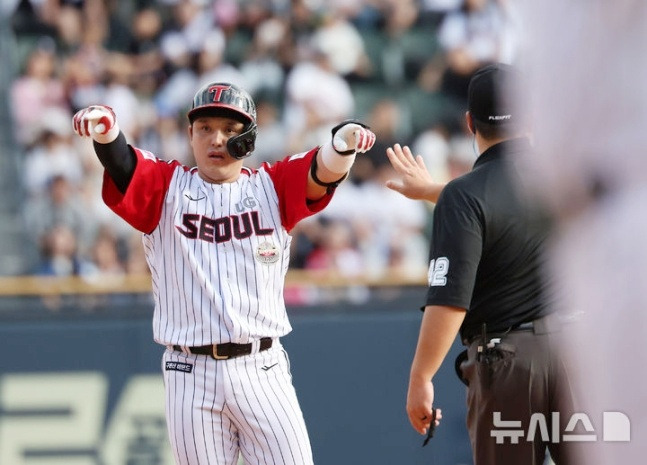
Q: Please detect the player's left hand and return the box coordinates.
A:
[407,377,442,435]
[331,120,376,155]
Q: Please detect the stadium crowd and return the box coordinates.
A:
[7,0,519,285]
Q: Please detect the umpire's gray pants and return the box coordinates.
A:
[459,328,584,465]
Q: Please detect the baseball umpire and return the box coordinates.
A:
[387,64,580,464]
[71,82,375,465]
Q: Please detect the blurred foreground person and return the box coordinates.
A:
[517,1,647,463]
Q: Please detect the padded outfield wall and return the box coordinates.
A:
[0,286,471,465]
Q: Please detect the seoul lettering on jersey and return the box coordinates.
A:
[176,210,274,243]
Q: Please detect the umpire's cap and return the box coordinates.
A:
[188,82,257,159]
[468,63,528,127]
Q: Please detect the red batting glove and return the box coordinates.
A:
[72,105,119,144]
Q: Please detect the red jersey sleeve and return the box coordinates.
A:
[102,146,182,234]
[263,148,334,232]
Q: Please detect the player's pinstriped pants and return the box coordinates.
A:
[162,341,314,465]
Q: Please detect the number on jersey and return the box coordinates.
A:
[428,257,449,286]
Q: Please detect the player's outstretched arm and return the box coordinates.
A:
[307,120,376,200]
[72,105,136,194]
[385,144,446,203]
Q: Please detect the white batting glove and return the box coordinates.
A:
[72,105,120,144]
[331,120,376,155]
[319,120,376,175]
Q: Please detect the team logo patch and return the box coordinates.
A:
[165,361,193,373]
[255,241,280,264]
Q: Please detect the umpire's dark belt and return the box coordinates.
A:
[462,321,534,345]
[172,337,273,360]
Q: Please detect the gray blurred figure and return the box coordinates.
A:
[517,2,646,463]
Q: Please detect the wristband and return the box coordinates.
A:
[320,139,357,174]
[310,154,347,193]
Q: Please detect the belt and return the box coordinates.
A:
[463,312,572,345]
[463,321,534,345]
[172,337,273,360]
[512,321,534,331]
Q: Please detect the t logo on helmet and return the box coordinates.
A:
[209,84,231,102]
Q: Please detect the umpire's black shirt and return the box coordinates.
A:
[424,137,552,342]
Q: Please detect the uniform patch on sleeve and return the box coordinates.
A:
[165,361,193,373]
[428,257,449,286]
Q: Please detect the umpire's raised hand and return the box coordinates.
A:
[385,143,446,203]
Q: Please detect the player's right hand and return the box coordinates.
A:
[331,120,375,155]
[72,105,120,144]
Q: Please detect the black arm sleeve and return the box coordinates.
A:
[93,132,136,194]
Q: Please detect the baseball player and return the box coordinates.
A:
[388,64,580,464]
[71,82,375,465]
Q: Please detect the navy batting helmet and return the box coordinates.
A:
[188,82,257,159]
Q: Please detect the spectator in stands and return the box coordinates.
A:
[239,16,287,99]
[127,7,165,97]
[36,224,85,276]
[165,0,215,55]
[310,9,372,80]
[384,0,421,38]
[10,0,58,41]
[62,47,106,112]
[250,98,288,167]
[101,0,134,54]
[137,113,193,166]
[305,220,365,278]
[24,174,96,262]
[152,0,219,117]
[196,28,248,90]
[82,226,126,282]
[284,42,355,151]
[10,39,67,145]
[363,98,409,167]
[153,31,196,117]
[22,108,83,197]
[53,2,90,57]
[411,122,452,185]
[103,56,141,140]
[419,0,464,26]
[380,0,421,86]
[124,230,150,275]
[368,162,430,278]
[437,0,509,103]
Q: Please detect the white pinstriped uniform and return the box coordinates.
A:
[103,145,330,465]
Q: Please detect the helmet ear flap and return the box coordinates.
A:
[227,123,257,159]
